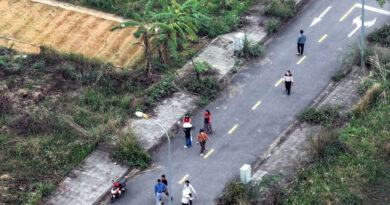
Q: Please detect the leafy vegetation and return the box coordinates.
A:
[267,18,281,33]
[179,76,221,107]
[264,0,295,20]
[298,106,341,125]
[220,174,283,205]
[241,36,263,59]
[0,46,175,204]
[368,24,390,47]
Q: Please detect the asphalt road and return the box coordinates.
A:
[113,0,390,204]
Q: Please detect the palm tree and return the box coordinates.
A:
[150,0,211,63]
[111,0,156,78]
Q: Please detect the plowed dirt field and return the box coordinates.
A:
[0,0,143,67]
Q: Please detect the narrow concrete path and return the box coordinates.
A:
[114,0,390,204]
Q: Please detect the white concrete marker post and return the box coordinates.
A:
[240,164,251,184]
[234,32,245,56]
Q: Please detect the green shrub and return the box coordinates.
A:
[193,61,214,80]
[331,72,347,82]
[309,127,347,161]
[31,60,45,69]
[82,0,115,10]
[81,88,106,111]
[143,74,176,109]
[299,107,341,125]
[267,18,281,33]
[220,174,283,205]
[0,95,13,115]
[241,36,262,58]
[358,78,375,96]
[368,25,390,47]
[180,76,221,106]
[112,132,151,168]
[264,0,296,20]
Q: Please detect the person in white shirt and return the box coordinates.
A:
[183,180,197,205]
[181,188,193,205]
[284,70,294,95]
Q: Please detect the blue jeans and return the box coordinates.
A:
[186,138,192,147]
[156,192,164,205]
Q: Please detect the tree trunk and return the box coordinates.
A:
[144,33,152,79]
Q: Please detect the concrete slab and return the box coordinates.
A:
[46,148,127,205]
[127,92,199,151]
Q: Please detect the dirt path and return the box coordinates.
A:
[0,0,143,68]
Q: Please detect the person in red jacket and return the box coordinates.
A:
[204,110,213,134]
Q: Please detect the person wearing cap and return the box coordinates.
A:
[155,179,166,205]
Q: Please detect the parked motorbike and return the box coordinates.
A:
[111,176,128,202]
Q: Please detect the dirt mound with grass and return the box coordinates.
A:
[0,0,143,67]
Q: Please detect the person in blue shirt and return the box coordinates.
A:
[155,179,167,205]
[297,30,306,55]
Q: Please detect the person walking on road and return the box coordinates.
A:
[297,30,306,55]
[183,114,192,124]
[197,129,210,156]
[183,123,192,148]
[183,114,193,148]
[204,110,213,134]
[155,179,167,205]
[161,175,172,200]
[181,188,193,205]
[183,180,197,205]
[284,70,294,95]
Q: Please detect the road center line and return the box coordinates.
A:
[251,101,262,110]
[203,149,215,159]
[228,124,238,134]
[339,3,358,22]
[274,78,284,87]
[318,34,327,43]
[297,56,306,64]
[178,174,189,184]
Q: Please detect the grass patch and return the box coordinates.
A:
[264,0,295,20]
[0,46,170,204]
[282,102,390,205]
[112,132,151,168]
[368,24,390,47]
[179,76,221,107]
[220,174,283,205]
[267,18,281,33]
[298,106,341,125]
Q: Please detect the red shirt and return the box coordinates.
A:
[204,113,211,124]
[183,118,192,124]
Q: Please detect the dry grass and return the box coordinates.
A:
[0,0,143,67]
[353,83,382,115]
